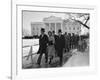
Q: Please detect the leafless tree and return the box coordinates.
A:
[65,13,90,29]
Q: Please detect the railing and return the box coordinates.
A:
[22,44,39,68]
[23,44,39,59]
[22,44,38,48]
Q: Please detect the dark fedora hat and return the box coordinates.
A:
[41,28,45,32]
[58,29,62,33]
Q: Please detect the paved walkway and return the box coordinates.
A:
[22,48,89,69]
[63,48,89,67]
[22,51,72,69]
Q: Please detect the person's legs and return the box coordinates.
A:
[49,56,53,64]
[44,51,48,63]
[37,53,43,65]
[60,53,63,66]
[58,49,63,66]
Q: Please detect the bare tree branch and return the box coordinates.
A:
[65,13,90,29]
[84,16,90,25]
[74,19,90,29]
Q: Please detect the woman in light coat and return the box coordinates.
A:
[47,31,55,64]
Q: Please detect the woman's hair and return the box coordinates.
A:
[48,31,52,36]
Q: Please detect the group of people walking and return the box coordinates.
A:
[37,28,65,67]
[64,32,79,52]
[36,28,86,67]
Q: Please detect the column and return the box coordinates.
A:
[49,22,51,31]
[48,23,50,31]
[54,23,56,34]
[61,22,63,33]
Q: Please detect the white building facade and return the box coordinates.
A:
[31,22,44,36]
[31,16,81,36]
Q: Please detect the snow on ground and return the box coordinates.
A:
[22,39,40,68]
[22,39,39,57]
[23,39,39,47]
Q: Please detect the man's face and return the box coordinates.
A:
[41,30,44,34]
[52,32,55,35]
[58,32,61,36]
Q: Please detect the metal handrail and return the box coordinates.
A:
[22,44,39,60]
[23,52,37,59]
[22,44,39,48]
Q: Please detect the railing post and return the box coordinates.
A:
[26,46,33,65]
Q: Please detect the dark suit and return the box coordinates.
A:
[54,34,58,56]
[37,34,48,65]
[56,35,65,66]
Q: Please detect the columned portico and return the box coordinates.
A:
[44,22,62,34]
[31,16,81,36]
[43,16,63,34]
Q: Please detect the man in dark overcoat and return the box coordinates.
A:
[56,29,65,66]
[37,28,48,66]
